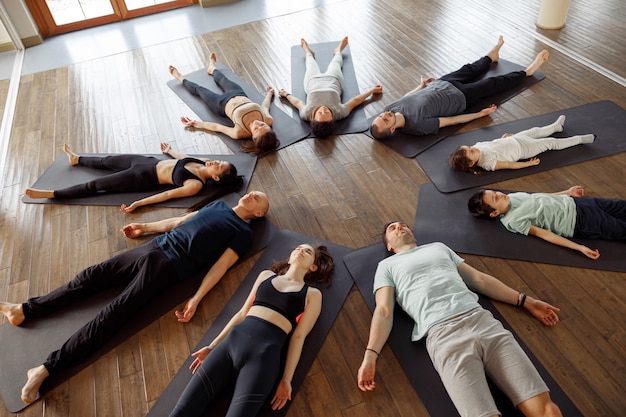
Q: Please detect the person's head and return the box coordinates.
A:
[203,160,235,182]
[370,111,396,140]
[238,191,270,219]
[449,145,480,172]
[468,189,510,219]
[189,162,244,211]
[271,243,335,287]
[241,120,279,155]
[381,221,417,254]
[311,106,335,138]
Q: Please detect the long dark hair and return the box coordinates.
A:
[270,244,334,287]
[187,162,244,211]
[240,130,280,155]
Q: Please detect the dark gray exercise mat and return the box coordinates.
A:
[290,41,370,136]
[343,243,583,417]
[146,229,354,417]
[414,183,626,272]
[0,212,276,413]
[22,152,257,209]
[167,66,309,153]
[365,59,546,157]
[417,101,626,193]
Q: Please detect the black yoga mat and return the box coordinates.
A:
[146,228,354,417]
[413,183,626,272]
[22,152,257,209]
[290,41,370,137]
[167,66,309,153]
[417,101,626,193]
[344,243,583,417]
[0,212,276,413]
[365,59,546,157]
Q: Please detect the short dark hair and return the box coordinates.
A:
[381,221,398,254]
[467,189,497,219]
[370,122,392,140]
[311,120,335,138]
[449,147,473,172]
[241,130,280,155]
[270,244,335,287]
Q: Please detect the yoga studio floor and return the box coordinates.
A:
[0,0,624,416]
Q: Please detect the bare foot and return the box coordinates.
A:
[333,36,349,55]
[301,38,315,57]
[25,188,55,199]
[525,50,549,76]
[487,35,504,62]
[207,53,217,75]
[63,143,79,166]
[169,65,184,82]
[0,301,25,326]
[21,365,49,404]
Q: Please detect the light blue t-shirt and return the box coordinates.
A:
[500,192,576,237]
[373,242,480,341]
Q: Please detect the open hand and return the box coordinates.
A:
[175,298,198,322]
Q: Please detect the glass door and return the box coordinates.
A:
[25,0,193,36]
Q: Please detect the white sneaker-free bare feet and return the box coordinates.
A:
[333,36,349,55]
[207,53,217,75]
[525,50,549,76]
[0,301,25,326]
[168,65,184,82]
[63,143,79,166]
[301,38,315,57]
[487,35,504,62]
[21,365,49,404]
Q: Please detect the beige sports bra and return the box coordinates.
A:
[231,102,266,134]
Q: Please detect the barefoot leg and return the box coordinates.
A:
[25,188,55,199]
[0,301,25,326]
[207,53,217,75]
[63,143,79,166]
[525,50,549,76]
[21,365,49,404]
[301,38,315,57]
[168,65,185,82]
[333,36,349,55]
[487,35,505,62]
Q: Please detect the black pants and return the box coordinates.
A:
[169,316,288,417]
[23,240,178,375]
[574,197,626,239]
[440,56,526,108]
[182,69,247,117]
[54,155,160,198]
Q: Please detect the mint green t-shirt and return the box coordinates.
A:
[373,242,480,341]
[500,192,576,237]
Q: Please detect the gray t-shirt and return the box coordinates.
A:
[500,192,577,237]
[373,242,480,341]
[300,75,350,121]
[384,80,466,136]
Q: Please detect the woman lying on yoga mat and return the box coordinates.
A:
[25,143,242,212]
[449,115,595,173]
[169,53,279,155]
[278,36,383,138]
[168,243,334,417]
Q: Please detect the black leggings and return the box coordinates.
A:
[182,69,248,117]
[169,316,288,417]
[440,56,526,108]
[53,155,161,198]
[22,240,178,375]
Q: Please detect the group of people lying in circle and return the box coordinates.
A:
[8,35,625,417]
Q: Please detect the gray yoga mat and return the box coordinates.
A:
[22,152,257,210]
[289,41,370,137]
[167,66,309,153]
[417,101,626,193]
[413,183,626,272]
[0,209,276,413]
[364,59,546,157]
[146,228,354,417]
[344,243,583,417]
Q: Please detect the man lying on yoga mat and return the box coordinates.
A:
[25,143,243,212]
[169,53,279,155]
[370,36,549,140]
[168,243,334,417]
[357,221,562,417]
[449,115,595,173]
[279,36,383,138]
[468,186,626,260]
[0,191,269,405]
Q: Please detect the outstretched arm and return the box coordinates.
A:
[345,85,383,112]
[278,89,306,112]
[357,286,395,392]
[260,87,275,126]
[120,180,203,213]
[271,288,322,411]
[120,210,199,238]
[160,142,188,160]
[457,262,560,326]
[494,158,541,170]
[554,185,584,197]
[528,225,600,259]
[180,116,245,139]
[439,104,497,128]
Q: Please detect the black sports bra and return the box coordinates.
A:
[171,157,206,186]
[252,275,308,329]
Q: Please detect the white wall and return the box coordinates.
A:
[0,0,39,41]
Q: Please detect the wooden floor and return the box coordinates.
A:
[1,0,625,416]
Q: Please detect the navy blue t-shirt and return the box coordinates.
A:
[157,201,253,279]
